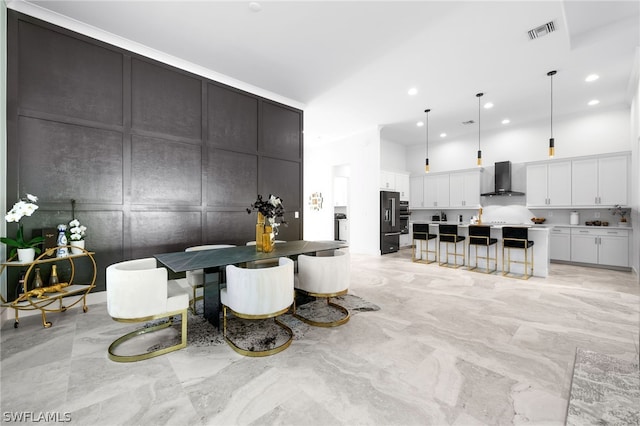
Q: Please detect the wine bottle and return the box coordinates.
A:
[33,267,44,289]
[49,265,59,286]
[16,270,26,299]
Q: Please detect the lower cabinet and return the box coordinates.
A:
[550,227,571,261]
[570,228,629,268]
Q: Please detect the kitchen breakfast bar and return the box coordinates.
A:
[411,222,550,277]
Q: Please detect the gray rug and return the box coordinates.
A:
[566,348,640,425]
[147,294,380,352]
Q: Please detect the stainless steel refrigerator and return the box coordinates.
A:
[380,190,401,254]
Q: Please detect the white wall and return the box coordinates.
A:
[405,104,632,175]
[380,137,407,172]
[304,127,381,255]
[630,49,640,278]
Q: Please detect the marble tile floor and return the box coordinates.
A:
[1,249,638,426]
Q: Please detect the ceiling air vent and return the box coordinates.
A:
[462,120,475,125]
[528,21,555,40]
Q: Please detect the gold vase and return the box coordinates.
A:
[262,225,274,253]
[255,212,265,252]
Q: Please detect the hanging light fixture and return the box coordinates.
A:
[476,93,483,166]
[424,109,430,173]
[547,70,557,158]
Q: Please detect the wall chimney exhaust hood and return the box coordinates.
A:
[481,161,525,197]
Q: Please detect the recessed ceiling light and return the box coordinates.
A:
[585,74,599,82]
[502,119,510,124]
[408,88,418,96]
[440,133,447,138]
[416,121,424,127]
[588,99,600,106]
[484,102,494,109]
[248,2,262,12]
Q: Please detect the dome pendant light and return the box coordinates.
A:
[476,93,483,167]
[547,70,557,158]
[424,109,431,173]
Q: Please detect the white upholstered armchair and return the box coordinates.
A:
[106,258,189,362]
[294,250,351,327]
[221,257,294,356]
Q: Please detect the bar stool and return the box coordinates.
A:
[438,224,465,268]
[467,225,497,273]
[502,226,534,279]
[412,224,437,264]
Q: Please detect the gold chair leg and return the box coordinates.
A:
[293,297,350,327]
[108,309,188,362]
[223,306,293,357]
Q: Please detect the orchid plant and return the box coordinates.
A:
[68,219,87,241]
[1,193,45,257]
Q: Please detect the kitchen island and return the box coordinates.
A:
[411,222,550,277]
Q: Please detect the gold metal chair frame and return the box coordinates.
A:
[222,305,293,357]
[108,308,188,362]
[412,232,437,264]
[468,235,498,274]
[293,288,350,327]
[438,233,465,268]
[502,237,534,280]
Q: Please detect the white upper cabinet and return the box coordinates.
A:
[409,175,424,208]
[423,174,449,208]
[526,160,571,207]
[396,173,410,201]
[380,170,410,200]
[380,170,396,191]
[572,155,628,206]
[449,170,481,208]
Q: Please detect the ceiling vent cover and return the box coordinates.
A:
[528,21,555,40]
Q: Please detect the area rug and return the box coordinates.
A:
[147,294,380,352]
[566,348,640,425]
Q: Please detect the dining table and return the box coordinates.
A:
[154,240,348,328]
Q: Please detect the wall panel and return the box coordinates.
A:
[6,10,303,294]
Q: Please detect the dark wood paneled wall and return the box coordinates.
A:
[5,11,303,294]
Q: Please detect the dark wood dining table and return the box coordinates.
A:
[154,240,348,328]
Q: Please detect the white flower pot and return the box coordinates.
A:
[70,240,85,255]
[17,248,35,263]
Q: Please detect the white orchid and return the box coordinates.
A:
[1,193,45,255]
[68,219,87,241]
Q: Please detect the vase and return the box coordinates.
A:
[255,212,265,252]
[262,225,274,253]
[70,240,85,255]
[56,224,68,258]
[17,248,35,263]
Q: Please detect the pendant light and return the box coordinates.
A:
[547,70,557,158]
[424,109,431,173]
[476,93,483,166]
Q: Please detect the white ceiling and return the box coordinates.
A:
[17,0,640,145]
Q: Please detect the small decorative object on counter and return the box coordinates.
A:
[48,265,59,286]
[56,224,68,258]
[570,211,579,225]
[609,204,629,227]
[33,266,44,289]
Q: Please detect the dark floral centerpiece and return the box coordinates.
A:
[247,194,286,252]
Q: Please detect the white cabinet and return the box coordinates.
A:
[449,170,481,208]
[571,155,628,206]
[570,228,629,267]
[381,171,410,201]
[333,177,348,206]
[380,170,396,190]
[396,173,410,201]
[526,161,571,207]
[410,176,424,208]
[423,174,449,208]
[550,227,571,261]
